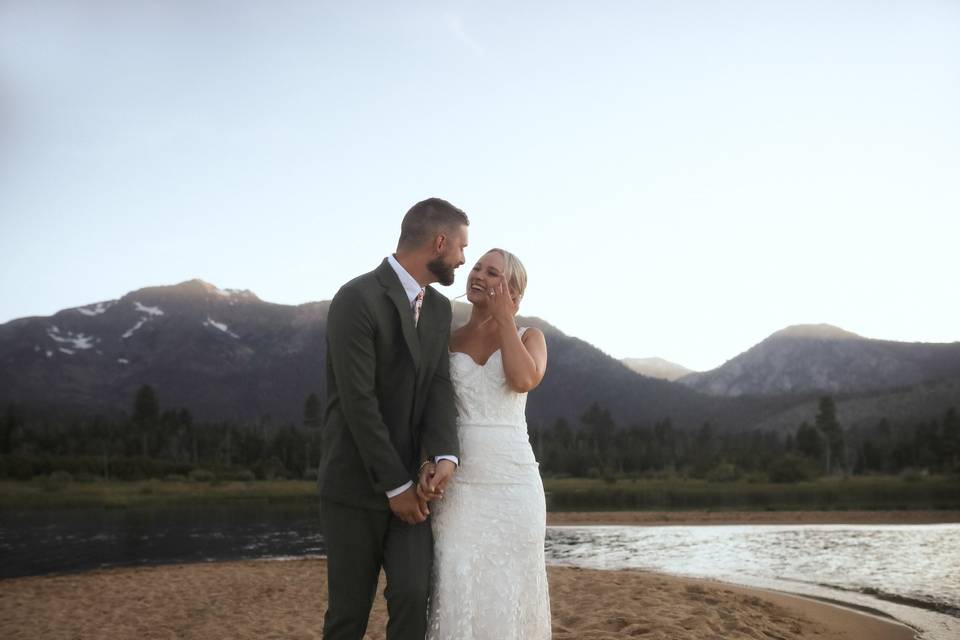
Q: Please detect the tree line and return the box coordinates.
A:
[1,387,958,482]
[0,386,324,481]
[529,397,959,482]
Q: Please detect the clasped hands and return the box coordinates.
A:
[388,459,456,525]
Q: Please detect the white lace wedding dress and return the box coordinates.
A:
[427,327,552,640]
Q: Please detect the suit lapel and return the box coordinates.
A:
[376,260,421,372]
[415,289,441,385]
[415,289,434,343]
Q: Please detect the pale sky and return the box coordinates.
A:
[1,1,958,371]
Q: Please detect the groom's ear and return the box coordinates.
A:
[432,233,446,255]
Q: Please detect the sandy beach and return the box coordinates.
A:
[0,556,916,640]
[2,510,944,639]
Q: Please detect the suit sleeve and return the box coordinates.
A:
[327,286,410,494]
[420,305,460,460]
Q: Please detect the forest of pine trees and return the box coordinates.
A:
[1,387,957,482]
[0,386,324,481]
[530,397,959,481]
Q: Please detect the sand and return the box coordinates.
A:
[0,557,916,640]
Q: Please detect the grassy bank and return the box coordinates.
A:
[1,474,958,511]
[543,475,960,512]
[0,478,318,509]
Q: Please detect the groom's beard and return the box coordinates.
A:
[427,255,456,286]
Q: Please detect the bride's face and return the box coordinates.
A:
[466,251,514,307]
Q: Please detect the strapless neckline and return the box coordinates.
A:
[448,348,502,368]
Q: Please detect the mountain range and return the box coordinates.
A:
[676,323,960,397]
[1,280,958,433]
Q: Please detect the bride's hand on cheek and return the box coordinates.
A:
[489,276,516,325]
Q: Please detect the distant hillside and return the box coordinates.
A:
[3,288,958,433]
[453,303,729,427]
[753,377,960,433]
[678,324,960,397]
[0,280,330,423]
[0,280,763,429]
[621,357,694,382]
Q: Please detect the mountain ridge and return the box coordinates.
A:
[0,280,736,429]
[2,282,958,432]
[678,323,960,397]
[621,357,695,381]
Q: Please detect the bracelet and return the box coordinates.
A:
[418,460,433,474]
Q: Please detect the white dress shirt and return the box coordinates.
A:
[384,255,459,499]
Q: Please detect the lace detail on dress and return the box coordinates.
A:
[449,348,528,427]
[427,327,551,639]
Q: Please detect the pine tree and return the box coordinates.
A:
[796,421,824,462]
[303,393,321,428]
[133,385,159,457]
[815,396,844,474]
[133,385,159,423]
[581,403,617,473]
[302,393,323,477]
[0,404,16,455]
[940,407,959,472]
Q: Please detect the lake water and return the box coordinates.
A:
[2,504,958,639]
[547,524,960,640]
[0,502,326,577]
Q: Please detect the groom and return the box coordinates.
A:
[317,198,468,639]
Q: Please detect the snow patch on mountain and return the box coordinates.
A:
[121,301,166,339]
[203,317,240,339]
[122,318,149,339]
[134,302,164,316]
[47,326,96,350]
[77,301,116,316]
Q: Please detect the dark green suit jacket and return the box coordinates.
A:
[317,259,459,510]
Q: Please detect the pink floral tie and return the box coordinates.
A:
[413,289,424,326]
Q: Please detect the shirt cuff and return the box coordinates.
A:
[435,455,459,466]
[385,480,413,498]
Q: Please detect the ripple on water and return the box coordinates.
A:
[544,524,960,640]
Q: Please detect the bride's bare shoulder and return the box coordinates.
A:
[520,326,545,342]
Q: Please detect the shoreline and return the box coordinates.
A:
[673,576,918,638]
[547,509,960,526]
[4,475,958,512]
[0,557,916,640]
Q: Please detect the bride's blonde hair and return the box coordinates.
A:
[487,248,528,301]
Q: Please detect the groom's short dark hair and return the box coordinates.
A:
[398,198,469,250]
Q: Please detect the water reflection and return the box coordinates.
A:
[0,502,324,578]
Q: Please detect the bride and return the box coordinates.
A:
[420,248,551,639]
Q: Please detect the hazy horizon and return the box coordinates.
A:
[2,1,958,371]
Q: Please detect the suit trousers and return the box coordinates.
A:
[320,498,433,640]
